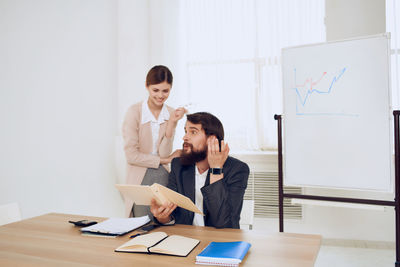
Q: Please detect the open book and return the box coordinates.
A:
[116,183,203,215]
[115,231,200,257]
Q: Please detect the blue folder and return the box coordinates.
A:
[196,241,251,266]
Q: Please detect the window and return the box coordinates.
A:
[179,0,326,151]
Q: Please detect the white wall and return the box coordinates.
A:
[325,0,385,41]
[117,0,150,132]
[0,0,124,218]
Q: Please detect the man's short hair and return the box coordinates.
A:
[186,112,224,142]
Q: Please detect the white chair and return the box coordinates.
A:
[0,202,21,226]
[240,199,255,230]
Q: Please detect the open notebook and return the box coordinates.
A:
[115,231,200,257]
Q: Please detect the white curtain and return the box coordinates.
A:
[179,0,325,151]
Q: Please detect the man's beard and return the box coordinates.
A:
[180,142,207,166]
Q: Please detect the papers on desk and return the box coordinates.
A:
[196,241,251,267]
[81,215,151,236]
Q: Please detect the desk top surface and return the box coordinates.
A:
[0,213,321,267]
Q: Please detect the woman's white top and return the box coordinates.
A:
[141,101,170,155]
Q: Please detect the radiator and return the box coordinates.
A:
[244,170,302,219]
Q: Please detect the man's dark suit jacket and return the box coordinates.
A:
[167,156,250,229]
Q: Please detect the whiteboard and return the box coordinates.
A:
[282,34,392,191]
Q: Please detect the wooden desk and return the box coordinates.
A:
[0,213,321,266]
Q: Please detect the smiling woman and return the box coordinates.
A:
[122,65,187,218]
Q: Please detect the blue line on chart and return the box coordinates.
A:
[292,67,357,117]
[294,67,346,107]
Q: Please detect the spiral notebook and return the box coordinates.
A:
[196,241,251,267]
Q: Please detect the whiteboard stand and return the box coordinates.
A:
[274,113,400,267]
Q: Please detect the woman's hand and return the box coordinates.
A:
[169,149,182,160]
[160,149,182,164]
[165,107,188,139]
[170,107,187,122]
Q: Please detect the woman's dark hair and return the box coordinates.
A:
[145,65,173,86]
[186,112,224,142]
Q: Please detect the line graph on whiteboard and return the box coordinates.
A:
[291,67,358,116]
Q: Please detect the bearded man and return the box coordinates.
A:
[150,112,249,229]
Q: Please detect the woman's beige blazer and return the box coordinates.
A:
[122,101,175,216]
